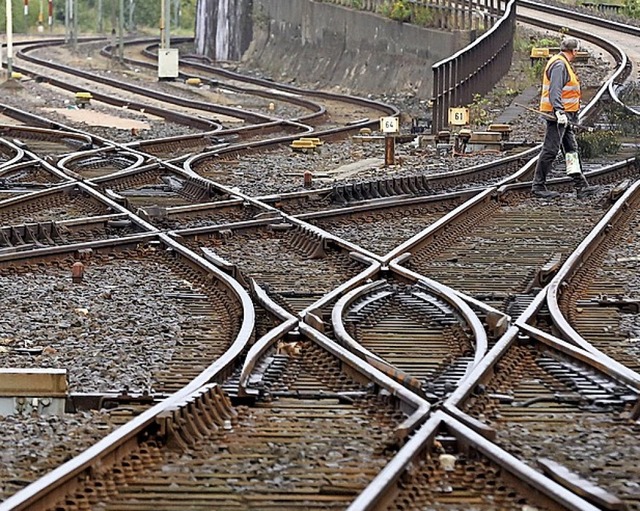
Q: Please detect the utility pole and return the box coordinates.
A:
[158,0,178,79]
[65,0,78,51]
[118,0,124,62]
[64,0,78,48]
[38,0,44,32]
[72,0,78,51]
[64,0,69,42]
[6,0,13,76]
[160,0,170,49]
[97,0,103,33]
[173,0,180,28]
[23,0,29,32]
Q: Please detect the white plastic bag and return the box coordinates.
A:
[565,152,582,175]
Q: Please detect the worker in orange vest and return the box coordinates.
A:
[531,37,598,199]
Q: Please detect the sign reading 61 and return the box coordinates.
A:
[448,107,470,126]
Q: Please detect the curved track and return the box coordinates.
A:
[0,2,639,510]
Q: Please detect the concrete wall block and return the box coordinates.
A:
[199,0,472,97]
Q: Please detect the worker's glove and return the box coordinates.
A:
[555,111,568,126]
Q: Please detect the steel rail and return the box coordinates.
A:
[10,60,222,131]
[0,232,255,511]
[123,42,330,124]
[0,137,26,170]
[16,39,275,125]
[390,263,489,371]
[518,323,640,390]
[141,42,400,121]
[87,160,194,186]
[294,188,480,222]
[100,37,329,120]
[332,279,394,365]
[349,409,602,511]
[332,266,490,373]
[298,321,431,440]
[545,179,640,386]
[124,120,314,157]
[383,187,495,263]
[0,8,636,509]
[0,179,158,232]
[297,252,383,323]
[390,253,511,338]
[236,279,301,396]
[57,146,147,177]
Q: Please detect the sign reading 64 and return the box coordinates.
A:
[379,116,399,133]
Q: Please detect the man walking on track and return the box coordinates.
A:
[531,37,598,199]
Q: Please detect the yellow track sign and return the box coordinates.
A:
[448,107,470,126]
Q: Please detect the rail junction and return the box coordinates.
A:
[0,1,639,510]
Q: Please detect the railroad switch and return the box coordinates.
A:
[74,92,93,108]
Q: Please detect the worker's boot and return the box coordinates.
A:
[572,174,599,199]
[531,185,559,199]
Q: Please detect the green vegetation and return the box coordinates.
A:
[412,5,434,25]
[623,0,640,17]
[0,0,197,35]
[577,130,621,158]
[534,36,562,47]
[468,93,491,127]
[377,0,435,26]
[527,59,546,82]
[379,1,412,22]
[524,34,562,81]
[599,101,640,138]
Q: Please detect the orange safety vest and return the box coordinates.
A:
[539,54,581,112]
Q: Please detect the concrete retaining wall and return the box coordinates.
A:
[241,0,472,98]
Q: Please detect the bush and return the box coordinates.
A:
[577,130,621,158]
[412,5,434,26]
[379,1,412,22]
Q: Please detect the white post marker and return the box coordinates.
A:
[380,116,399,166]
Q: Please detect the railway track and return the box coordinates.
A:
[550,179,640,374]
[0,0,639,509]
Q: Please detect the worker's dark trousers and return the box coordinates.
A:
[532,115,579,190]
